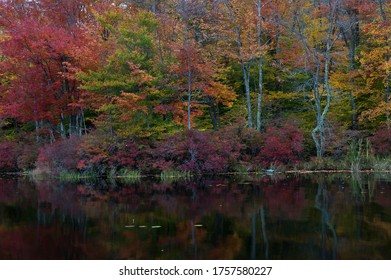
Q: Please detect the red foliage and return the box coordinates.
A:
[369,126,391,156]
[76,134,110,175]
[257,120,304,166]
[154,129,242,173]
[0,142,18,171]
[15,142,40,171]
[0,1,103,129]
[36,137,81,174]
[109,140,142,169]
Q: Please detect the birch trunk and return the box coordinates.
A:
[256,0,263,132]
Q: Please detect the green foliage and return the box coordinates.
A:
[2,0,391,175]
[347,139,364,172]
[160,170,192,183]
[115,169,142,183]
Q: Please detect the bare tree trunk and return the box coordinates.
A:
[311,62,324,157]
[256,0,263,132]
[386,73,390,129]
[185,32,192,130]
[340,1,359,129]
[35,120,40,143]
[60,112,66,139]
[69,115,73,136]
[309,0,339,158]
[81,108,87,135]
[48,125,55,143]
[349,34,358,130]
[242,64,253,128]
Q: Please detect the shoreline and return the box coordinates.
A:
[2,169,391,179]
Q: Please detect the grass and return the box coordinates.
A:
[160,170,191,182]
[58,170,99,182]
[19,153,391,184]
[115,169,142,183]
[347,139,364,172]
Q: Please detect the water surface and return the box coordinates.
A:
[1,173,391,259]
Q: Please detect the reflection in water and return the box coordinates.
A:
[260,207,269,260]
[0,174,391,259]
[250,207,269,260]
[314,179,337,259]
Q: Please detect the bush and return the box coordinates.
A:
[76,134,110,176]
[370,126,391,156]
[36,137,81,175]
[153,129,242,173]
[16,142,39,171]
[257,119,304,167]
[0,142,18,172]
[109,140,143,170]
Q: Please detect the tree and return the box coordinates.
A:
[0,0,103,142]
[359,0,391,128]
[162,0,236,130]
[338,0,362,130]
[281,0,342,157]
[79,6,169,138]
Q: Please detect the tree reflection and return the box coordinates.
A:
[1,174,391,259]
[314,178,337,259]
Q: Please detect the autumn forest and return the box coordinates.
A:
[1,0,391,177]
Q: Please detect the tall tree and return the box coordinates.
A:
[338,0,362,130]
[0,0,102,142]
[283,0,342,157]
[359,0,391,128]
[79,6,163,138]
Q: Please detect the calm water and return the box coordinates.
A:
[1,173,391,260]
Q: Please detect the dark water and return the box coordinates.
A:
[1,173,391,260]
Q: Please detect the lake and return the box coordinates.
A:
[0,173,391,260]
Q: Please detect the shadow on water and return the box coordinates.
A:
[0,173,391,259]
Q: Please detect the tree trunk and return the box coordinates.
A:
[223,0,253,128]
[311,62,324,157]
[81,108,87,135]
[60,112,66,139]
[216,102,221,130]
[35,120,40,143]
[256,0,263,132]
[185,32,192,130]
[208,98,217,130]
[349,40,358,130]
[257,57,263,131]
[386,72,390,129]
[311,0,337,158]
[69,115,73,136]
[242,64,253,128]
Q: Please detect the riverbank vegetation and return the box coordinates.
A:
[1,0,391,178]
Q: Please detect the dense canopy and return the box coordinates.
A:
[1,0,391,175]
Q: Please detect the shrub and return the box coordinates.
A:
[0,142,18,172]
[109,140,141,170]
[370,126,391,156]
[16,142,39,171]
[76,134,110,176]
[257,119,304,167]
[153,129,242,173]
[36,137,81,175]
